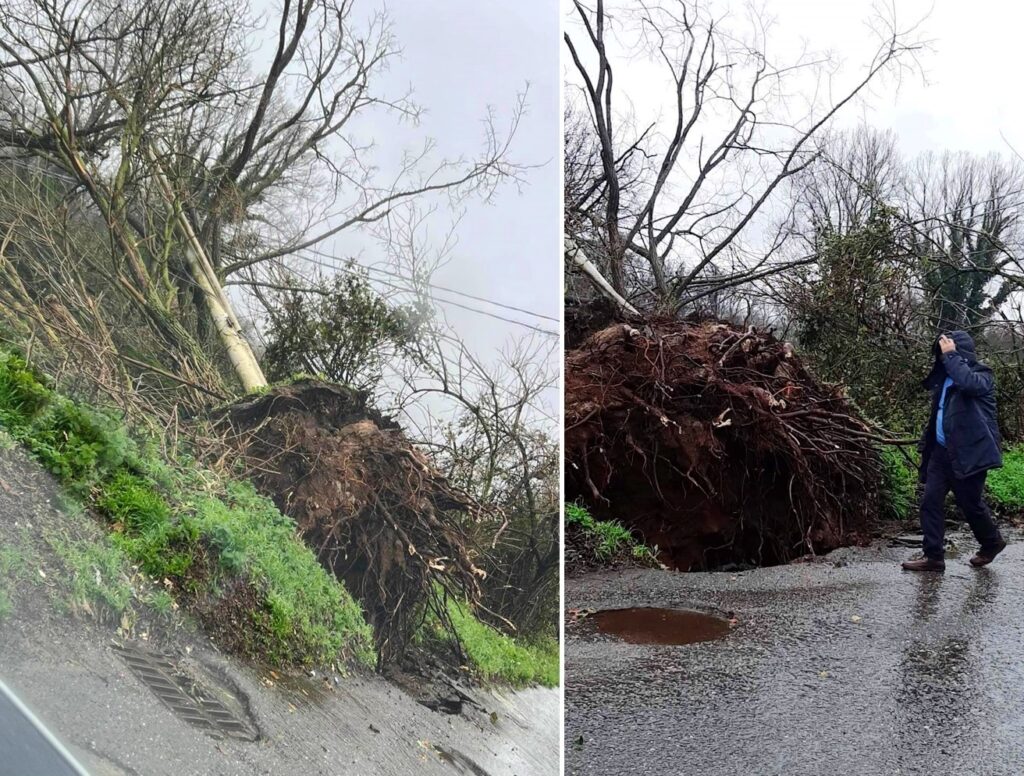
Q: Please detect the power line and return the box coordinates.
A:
[293,251,559,337]
[299,244,559,323]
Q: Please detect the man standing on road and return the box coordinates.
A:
[902,331,1007,572]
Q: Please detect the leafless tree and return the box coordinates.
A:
[785,129,1024,331]
[0,0,523,396]
[564,0,926,312]
[904,151,1024,329]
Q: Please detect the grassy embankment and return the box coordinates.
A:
[880,443,1024,521]
[0,351,557,685]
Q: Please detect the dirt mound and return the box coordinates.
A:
[213,380,485,666]
[565,296,621,350]
[565,320,885,570]
[564,521,660,576]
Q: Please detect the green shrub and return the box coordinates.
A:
[879,446,917,521]
[987,446,1024,509]
[0,351,51,431]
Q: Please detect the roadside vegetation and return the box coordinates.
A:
[565,502,658,573]
[879,443,1024,522]
[879,446,918,523]
[0,349,375,667]
[419,597,559,688]
[0,350,556,686]
[0,0,557,688]
[987,447,1024,512]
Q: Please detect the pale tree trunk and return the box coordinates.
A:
[565,237,640,316]
[146,144,267,392]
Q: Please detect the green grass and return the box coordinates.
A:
[879,445,917,522]
[425,597,558,688]
[987,446,1024,509]
[881,443,1024,515]
[0,350,374,668]
[564,502,656,562]
[185,482,374,666]
[0,544,26,579]
[0,543,25,622]
[48,532,135,616]
[146,588,176,616]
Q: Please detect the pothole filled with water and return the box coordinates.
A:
[593,607,731,645]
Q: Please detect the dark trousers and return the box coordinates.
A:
[920,444,1002,560]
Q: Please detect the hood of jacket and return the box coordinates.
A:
[923,330,986,389]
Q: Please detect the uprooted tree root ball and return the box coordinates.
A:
[565,319,888,570]
[212,380,486,666]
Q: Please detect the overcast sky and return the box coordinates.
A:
[297,0,561,364]
[755,0,1024,156]
[363,0,560,349]
[566,0,1024,163]
[243,0,560,426]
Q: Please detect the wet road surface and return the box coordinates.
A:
[566,534,1024,776]
[0,443,559,776]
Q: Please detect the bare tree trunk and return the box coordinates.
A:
[146,144,267,391]
[565,237,639,315]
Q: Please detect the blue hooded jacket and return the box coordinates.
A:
[918,330,1002,481]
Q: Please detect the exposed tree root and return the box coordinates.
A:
[565,319,885,570]
[212,380,485,666]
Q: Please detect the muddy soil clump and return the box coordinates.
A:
[213,380,485,666]
[565,319,885,570]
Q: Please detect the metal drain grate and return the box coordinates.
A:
[113,643,258,741]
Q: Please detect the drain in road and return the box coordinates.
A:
[113,642,259,741]
[593,607,731,645]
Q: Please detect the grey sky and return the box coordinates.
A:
[759,0,1022,156]
[362,0,560,349]
[563,0,1023,271]
[243,0,560,427]
[314,0,561,360]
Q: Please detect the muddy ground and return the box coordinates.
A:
[0,445,558,776]
[566,531,1024,776]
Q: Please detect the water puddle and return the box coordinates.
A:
[593,607,731,645]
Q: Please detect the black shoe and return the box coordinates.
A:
[970,539,1007,567]
[902,556,946,572]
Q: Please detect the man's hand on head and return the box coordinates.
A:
[939,334,956,355]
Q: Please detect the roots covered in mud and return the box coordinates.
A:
[213,381,485,666]
[565,319,886,570]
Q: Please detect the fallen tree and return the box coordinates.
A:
[212,381,486,666]
[565,319,889,570]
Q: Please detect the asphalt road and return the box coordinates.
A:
[566,532,1024,776]
[0,443,559,776]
